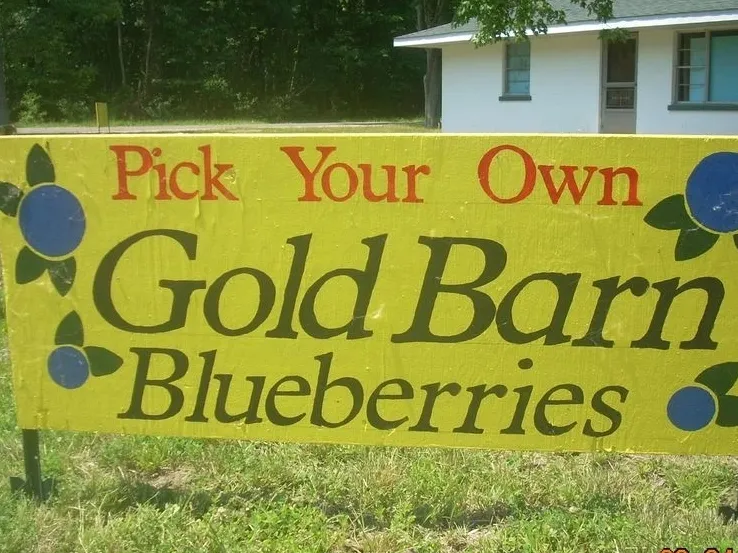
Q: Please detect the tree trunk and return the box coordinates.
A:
[141,23,153,101]
[117,20,127,88]
[417,0,447,129]
[138,1,154,105]
[424,48,441,128]
[0,24,10,129]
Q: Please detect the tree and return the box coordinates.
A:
[0,32,9,131]
[454,0,614,45]
[416,0,452,129]
[0,0,425,123]
[0,0,16,132]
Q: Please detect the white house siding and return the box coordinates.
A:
[441,33,602,133]
[636,28,738,135]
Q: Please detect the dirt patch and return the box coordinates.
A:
[147,467,194,490]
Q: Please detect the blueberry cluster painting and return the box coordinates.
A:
[0,144,84,296]
[50,311,123,390]
[668,362,738,432]
[645,152,738,261]
[0,144,123,390]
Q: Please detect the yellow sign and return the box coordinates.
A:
[1,134,737,455]
[95,102,110,133]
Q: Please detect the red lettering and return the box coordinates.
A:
[153,163,171,200]
[361,164,399,203]
[598,167,642,206]
[478,144,536,204]
[401,164,429,203]
[280,146,337,202]
[110,145,152,200]
[538,165,598,204]
[199,146,237,201]
[321,163,358,202]
[170,162,201,200]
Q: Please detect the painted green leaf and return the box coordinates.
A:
[0,182,23,217]
[695,362,738,396]
[716,396,738,427]
[644,195,693,230]
[26,143,55,186]
[15,247,47,284]
[675,227,719,261]
[55,311,84,347]
[48,257,76,297]
[85,346,124,377]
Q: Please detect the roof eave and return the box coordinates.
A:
[393,9,738,48]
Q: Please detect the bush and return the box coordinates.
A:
[17,91,47,124]
[57,98,92,122]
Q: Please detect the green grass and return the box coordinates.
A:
[2,317,738,552]
[18,117,430,133]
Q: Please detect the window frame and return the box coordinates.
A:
[671,28,738,110]
[500,40,532,101]
[603,36,638,112]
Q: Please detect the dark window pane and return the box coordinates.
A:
[678,67,706,87]
[607,38,636,82]
[678,84,705,102]
[711,30,738,38]
[507,41,530,58]
[679,32,706,50]
[505,41,530,94]
[509,56,530,70]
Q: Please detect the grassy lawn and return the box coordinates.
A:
[16,118,431,133]
[1,323,738,551]
[0,124,737,552]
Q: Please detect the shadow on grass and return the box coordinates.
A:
[95,472,523,532]
[89,470,516,531]
[97,479,216,519]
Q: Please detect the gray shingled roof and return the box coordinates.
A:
[396,0,738,41]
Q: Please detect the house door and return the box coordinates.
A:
[601,37,637,134]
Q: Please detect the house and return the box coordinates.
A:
[394,0,738,135]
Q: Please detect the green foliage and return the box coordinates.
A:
[16,91,46,124]
[454,0,615,45]
[0,0,630,123]
[1,0,425,122]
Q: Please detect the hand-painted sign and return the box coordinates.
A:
[1,135,737,455]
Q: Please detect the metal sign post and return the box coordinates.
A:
[9,430,54,501]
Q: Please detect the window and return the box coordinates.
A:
[676,30,738,104]
[504,41,530,97]
[605,38,637,110]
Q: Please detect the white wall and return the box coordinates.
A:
[441,33,602,133]
[636,28,738,135]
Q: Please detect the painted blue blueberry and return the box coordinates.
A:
[685,152,738,233]
[18,184,86,258]
[667,386,716,431]
[48,346,89,390]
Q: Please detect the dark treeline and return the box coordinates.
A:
[0,0,433,123]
